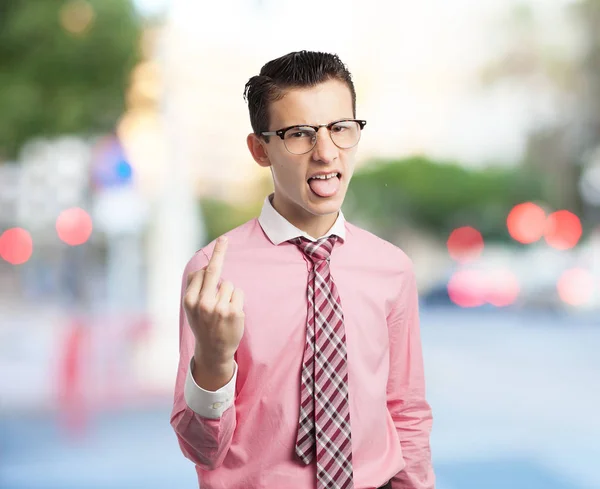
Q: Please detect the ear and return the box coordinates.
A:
[247,133,271,168]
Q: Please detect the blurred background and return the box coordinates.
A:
[1,0,599,488]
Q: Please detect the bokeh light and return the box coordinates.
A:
[0,228,33,265]
[60,0,95,35]
[507,202,547,244]
[56,208,93,246]
[91,135,134,189]
[447,226,484,263]
[544,210,582,250]
[447,269,486,308]
[485,268,520,307]
[115,160,132,180]
[557,268,595,306]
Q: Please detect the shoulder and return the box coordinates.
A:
[344,221,414,274]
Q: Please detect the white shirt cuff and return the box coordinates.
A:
[184,356,237,419]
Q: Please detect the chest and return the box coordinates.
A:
[228,259,396,373]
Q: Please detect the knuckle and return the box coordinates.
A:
[213,304,229,318]
[183,294,196,310]
[220,280,234,290]
[198,299,214,314]
[188,269,202,281]
[232,290,245,306]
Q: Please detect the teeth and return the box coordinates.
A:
[310,173,338,180]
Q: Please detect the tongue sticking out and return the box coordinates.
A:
[308,175,340,197]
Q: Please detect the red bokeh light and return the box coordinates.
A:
[447,226,484,263]
[0,228,33,265]
[447,269,486,308]
[507,202,546,244]
[557,268,594,306]
[544,210,582,250]
[56,208,93,246]
[484,268,520,307]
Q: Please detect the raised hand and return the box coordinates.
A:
[184,236,245,380]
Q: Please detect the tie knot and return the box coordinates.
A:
[289,235,337,263]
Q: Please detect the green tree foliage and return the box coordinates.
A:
[0,0,141,160]
[199,197,265,245]
[346,156,547,242]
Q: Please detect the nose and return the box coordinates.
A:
[311,127,339,163]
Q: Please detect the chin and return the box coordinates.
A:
[304,192,344,215]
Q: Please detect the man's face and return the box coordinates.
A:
[259,78,359,225]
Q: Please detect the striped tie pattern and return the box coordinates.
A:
[289,235,354,489]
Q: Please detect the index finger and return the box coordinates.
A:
[200,236,228,297]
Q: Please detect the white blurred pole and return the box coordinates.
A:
[136,22,205,392]
[106,232,144,310]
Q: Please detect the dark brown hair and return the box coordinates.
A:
[243,50,356,140]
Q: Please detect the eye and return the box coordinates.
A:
[286,128,315,139]
[332,122,352,132]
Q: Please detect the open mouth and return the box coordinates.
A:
[306,172,341,182]
[307,172,342,198]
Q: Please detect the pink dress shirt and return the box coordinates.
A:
[170,193,435,489]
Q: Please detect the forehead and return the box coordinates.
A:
[268,78,353,128]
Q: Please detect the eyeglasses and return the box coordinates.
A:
[261,119,367,155]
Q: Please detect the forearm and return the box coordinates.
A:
[171,398,237,470]
[390,398,434,489]
[171,353,238,470]
[192,347,236,391]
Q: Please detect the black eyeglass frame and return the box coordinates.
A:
[260,119,367,145]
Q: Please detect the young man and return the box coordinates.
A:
[171,51,435,489]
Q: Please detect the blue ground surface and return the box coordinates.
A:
[1,308,599,489]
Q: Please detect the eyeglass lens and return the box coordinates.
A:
[283,121,361,155]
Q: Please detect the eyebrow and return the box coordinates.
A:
[281,118,353,127]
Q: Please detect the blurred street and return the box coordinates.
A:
[2,308,599,489]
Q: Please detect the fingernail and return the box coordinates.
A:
[219,236,227,244]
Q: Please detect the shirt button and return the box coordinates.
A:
[212,402,223,409]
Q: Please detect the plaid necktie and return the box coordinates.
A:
[289,235,355,489]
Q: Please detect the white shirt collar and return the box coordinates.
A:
[258,193,346,245]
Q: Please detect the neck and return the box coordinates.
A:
[302,214,338,240]
[271,193,339,239]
